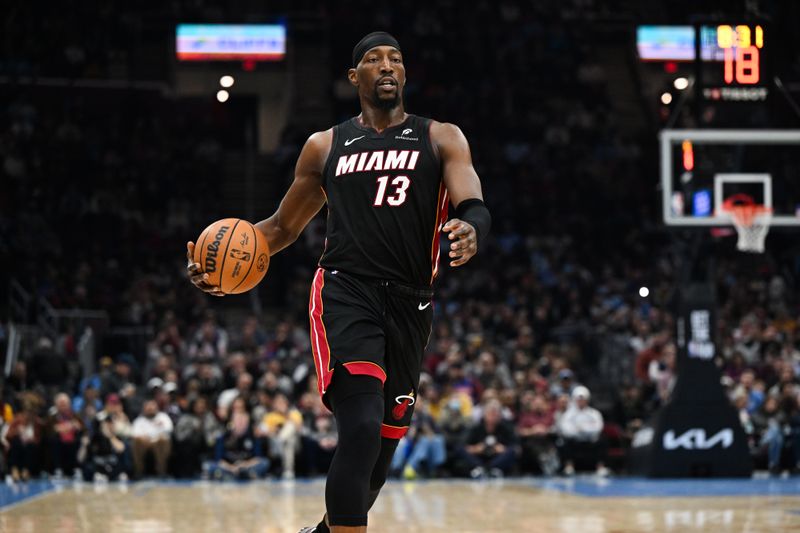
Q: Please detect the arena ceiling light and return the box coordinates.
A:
[639,287,650,298]
[673,77,689,90]
[661,92,673,105]
[216,89,230,103]
[220,75,235,88]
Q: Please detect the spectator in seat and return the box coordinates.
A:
[217,372,253,409]
[77,356,113,399]
[648,342,677,407]
[550,368,578,398]
[217,372,254,414]
[432,384,474,422]
[192,358,224,398]
[103,394,132,441]
[104,354,137,398]
[221,353,248,390]
[767,365,796,400]
[475,351,513,391]
[517,391,558,475]
[78,406,127,481]
[457,399,518,478]
[73,386,103,429]
[302,409,337,475]
[750,395,785,474]
[0,387,13,476]
[49,392,85,478]
[443,360,482,404]
[391,401,446,479]
[434,390,472,471]
[6,394,45,481]
[131,399,173,478]
[100,394,133,475]
[258,393,302,479]
[206,402,268,480]
[187,315,228,362]
[73,385,103,417]
[173,396,221,478]
[0,389,12,425]
[613,384,646,439]
[557,386,607,476]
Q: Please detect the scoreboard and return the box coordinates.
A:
[698,24,768,102]
[636,23,770,103]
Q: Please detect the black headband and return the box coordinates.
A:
[352,31,401,67]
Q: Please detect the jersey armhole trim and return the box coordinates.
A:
[321,126,339,187]
[424,118,441,171]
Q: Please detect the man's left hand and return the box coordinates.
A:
[442,219,477,267]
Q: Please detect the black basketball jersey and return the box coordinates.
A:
[319,114,448,287]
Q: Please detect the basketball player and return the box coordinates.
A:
[187,32,490,533]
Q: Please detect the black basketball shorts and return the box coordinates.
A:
[308,267,433,439]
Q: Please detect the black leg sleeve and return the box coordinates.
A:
[324,367,385,527]
[367,437,400,510]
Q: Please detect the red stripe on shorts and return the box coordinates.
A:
[380,423,409,439]
[309,268,333,396]
[342,361,387,384]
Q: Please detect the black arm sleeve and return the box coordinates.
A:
[455,198,491,250]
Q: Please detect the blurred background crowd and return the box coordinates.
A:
[2,0,800,483]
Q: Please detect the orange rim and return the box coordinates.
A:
[721,194,771,227]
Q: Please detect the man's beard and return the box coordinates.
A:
[372,88,400,110]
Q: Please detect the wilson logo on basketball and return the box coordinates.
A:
[204,225,230,272]
[392,391,415,420]
[229,249,252,261]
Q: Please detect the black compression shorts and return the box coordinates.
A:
[308,267,433,439]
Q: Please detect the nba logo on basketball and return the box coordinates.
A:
[392,391,415,420]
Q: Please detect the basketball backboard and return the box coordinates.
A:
[660,129,800,227]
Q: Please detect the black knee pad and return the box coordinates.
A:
[328,366,384,451]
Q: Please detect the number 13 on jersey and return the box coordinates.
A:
[374,175,410,207]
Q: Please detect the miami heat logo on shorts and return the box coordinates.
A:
[392,391,415,420]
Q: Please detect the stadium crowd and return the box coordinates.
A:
[3,254,800,482]
[2,0,800,484]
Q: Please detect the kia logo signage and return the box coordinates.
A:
[663,428,734,450]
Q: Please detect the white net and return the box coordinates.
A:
[727,207,772,253]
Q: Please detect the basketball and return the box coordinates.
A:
[193,218,270,294]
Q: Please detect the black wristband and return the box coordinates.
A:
[454,198,491,250]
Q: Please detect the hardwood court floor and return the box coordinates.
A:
[1,477,800,532]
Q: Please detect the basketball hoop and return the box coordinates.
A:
[719,194,772,253]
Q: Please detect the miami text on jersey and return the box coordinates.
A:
[335,150,421,177]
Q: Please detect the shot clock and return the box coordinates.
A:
[698,24,768,101]
[717,25,763,85]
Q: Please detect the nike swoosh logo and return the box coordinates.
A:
[418,302,431,310]
[344,135,365,146]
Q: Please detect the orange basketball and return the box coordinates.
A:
[193,218,270,294]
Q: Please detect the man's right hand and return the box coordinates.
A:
[186,241,225,297]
